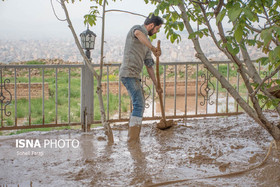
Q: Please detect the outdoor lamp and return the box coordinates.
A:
[80,28,97,59]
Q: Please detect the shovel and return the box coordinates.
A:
[155,40,174,130]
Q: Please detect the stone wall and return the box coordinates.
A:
[101,80,203,96]
[3,83,49,100]
[164,81,203,96]
[2,81,202,101]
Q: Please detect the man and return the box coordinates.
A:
[119,14,163,145]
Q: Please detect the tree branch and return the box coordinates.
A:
[214,0,223,16]
[200,3,251,79]
[252,65,280,97]
[199,3,229,55]
[262,3,273,27]
[246,24,280,46]
[105,9,146,18]
[240,42,262,81]
[240,32,280,114]
[99,0,106,82]
[238,42,280,115]
[60,0,99,79]
[190,0,208,5]
[61,0,114,143]
[245,23,262,33]
[50,0,67,21]
[211,3,273,134]
[177,2,269,131]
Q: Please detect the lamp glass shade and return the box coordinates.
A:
[80,29,96,50]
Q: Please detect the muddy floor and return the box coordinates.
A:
[0,113,280,187]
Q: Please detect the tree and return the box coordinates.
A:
[59,0,114,143]
[144,0,280,147]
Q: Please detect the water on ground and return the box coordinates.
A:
[0,113,280,186]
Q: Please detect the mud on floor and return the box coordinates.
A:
[0,113,280,186]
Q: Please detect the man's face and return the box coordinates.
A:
[148,24,162,36]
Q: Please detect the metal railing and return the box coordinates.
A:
[1,61,275,130]
[0,64,83,130]
[93,61,246,124]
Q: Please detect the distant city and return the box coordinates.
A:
[0,34,265,64]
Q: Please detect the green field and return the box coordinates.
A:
[1,61,130,130]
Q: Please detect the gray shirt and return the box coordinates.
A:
[119,25,154,79]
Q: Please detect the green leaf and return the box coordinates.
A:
[243,7,255,21]
[171,12,178,22]
[234,25,243,43]
[257,94,265,100]
[226,43,239,56]
[251,82,259,88]
[269,50,274,62]
[178,22,184,31]
[261,29,272,46]
[188,32,196,39]
[154,8,159,16]
[246,39,256,46]
[228,3,242,22]
[257,57,269,65]
[274,26,280,36]
[268,64,273,72]
[209,1,218,8]
[171,34,175,43]
[276,60,280,69]
[149,33,157,41]
[216,9,226,24]
[232,47,239,55]
[272,98,280,107]
[274,46,280,58]
[266,100,272,109]
[198,32,203,38]
[85,14,97,26]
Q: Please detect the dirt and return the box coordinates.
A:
[156,119,175,130]
[0,113,280,187]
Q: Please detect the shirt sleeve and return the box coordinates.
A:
[131,25,144,39]
[144,49,155,67]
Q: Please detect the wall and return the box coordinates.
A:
[101,80,203,96]
[3,83,49,100]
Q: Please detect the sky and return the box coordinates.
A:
[0,0,157,40]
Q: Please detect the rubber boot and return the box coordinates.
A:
[127,125,141,145]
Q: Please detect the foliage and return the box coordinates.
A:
[144,0,280,110]
[138,0,280,140]
[25,61,46,65]
[66,0,121,27]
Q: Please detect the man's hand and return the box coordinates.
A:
[156,46,161,57]
[151,46,157,56]
[151,46,161,57]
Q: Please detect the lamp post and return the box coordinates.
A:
[80,27,97,60]
[80,27,96,132]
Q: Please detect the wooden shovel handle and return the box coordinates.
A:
[156,40,166,121]
[156,40,161,87]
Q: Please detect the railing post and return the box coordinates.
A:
[81,64,94,132]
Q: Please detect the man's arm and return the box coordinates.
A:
[135,29,162,93]
[134,30,159,56]
[146,65,163,93]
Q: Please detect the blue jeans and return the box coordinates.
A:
[121,77,145,118]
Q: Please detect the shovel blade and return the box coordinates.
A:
[156,119,175,130]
